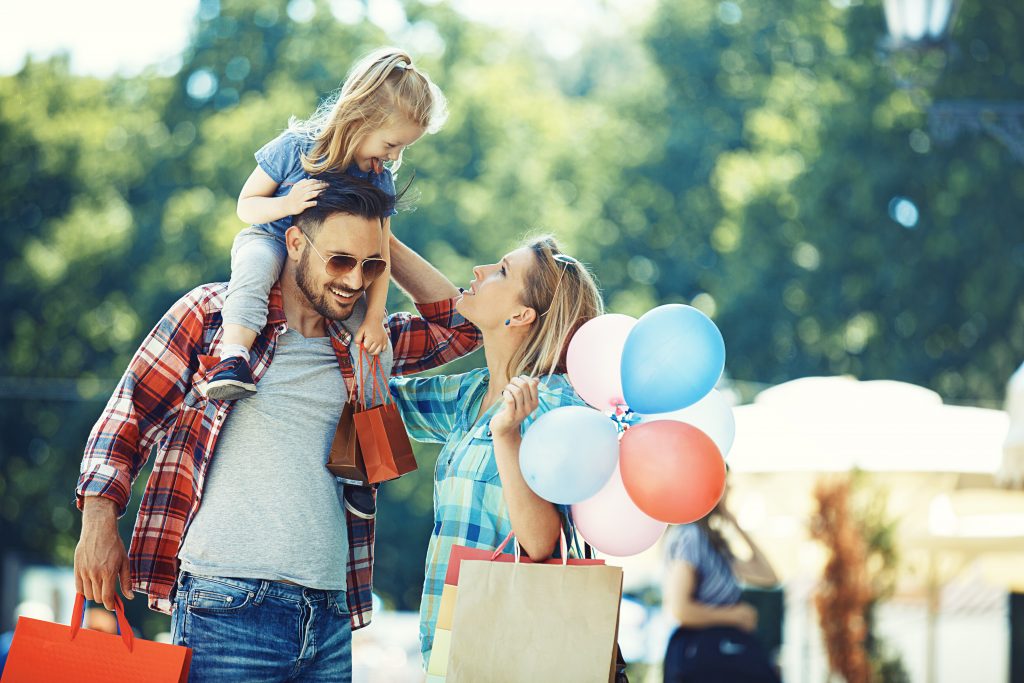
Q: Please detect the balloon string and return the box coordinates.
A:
[608,405,641,434]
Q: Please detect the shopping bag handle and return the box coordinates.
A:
[355,347,393,408]
[490,529,569,566]
[69,593,134,652]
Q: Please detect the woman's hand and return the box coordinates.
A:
[732,602,759,632]
[490,376,540,439]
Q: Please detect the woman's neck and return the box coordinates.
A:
[476,329,521,417]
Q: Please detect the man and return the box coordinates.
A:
[73,180,480,680]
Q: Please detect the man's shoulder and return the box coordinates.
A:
[175,282,229,318]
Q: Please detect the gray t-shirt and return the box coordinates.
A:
[178,302,393,590]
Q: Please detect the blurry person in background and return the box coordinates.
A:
[999,360,1024,489]
[83,607,118,634]
[0,602,55,673]
[661,482,782,683]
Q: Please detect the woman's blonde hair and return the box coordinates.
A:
[290,47,448,176]
[508,236,604,379]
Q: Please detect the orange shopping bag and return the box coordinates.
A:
[1,593,191,683]
[353,351,417,484]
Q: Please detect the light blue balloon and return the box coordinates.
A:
[519,406,620,505]
[621,304,725,414]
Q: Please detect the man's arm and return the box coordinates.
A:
[388,234,460,303]
[74,287,207,609]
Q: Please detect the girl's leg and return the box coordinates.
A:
[206,229,286,399]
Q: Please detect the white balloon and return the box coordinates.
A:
[640,389,736,456]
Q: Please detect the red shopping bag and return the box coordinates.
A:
[1,593,191,683]
[353,351,417,484]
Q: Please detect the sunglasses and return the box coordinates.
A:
[303,233,388,282]
[542,253,581,318]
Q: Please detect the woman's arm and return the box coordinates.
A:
[721,509,779,587]
[490,377,561,561]
[663,561,759,631]
[388,234,460,302]
[236,166,326,225]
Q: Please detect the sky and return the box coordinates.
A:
[0,0,655,77]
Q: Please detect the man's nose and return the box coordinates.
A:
[339,268,364,292]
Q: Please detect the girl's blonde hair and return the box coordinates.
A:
[290,47,448,176]
[508,236,604,379]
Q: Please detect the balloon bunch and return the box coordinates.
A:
[519,305,735,557]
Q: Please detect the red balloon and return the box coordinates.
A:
[619,420,726,524]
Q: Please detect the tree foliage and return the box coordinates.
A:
[1,0,1022,630]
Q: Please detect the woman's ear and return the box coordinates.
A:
[507,307,538,328]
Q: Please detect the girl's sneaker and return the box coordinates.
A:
[344,485,376,520]
[204,356,257,400]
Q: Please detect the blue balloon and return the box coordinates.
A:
[620,304,725,414]
[519,406,620,505]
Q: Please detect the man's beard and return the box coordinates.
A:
[295,249,360,322]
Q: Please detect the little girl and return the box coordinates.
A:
[205,47,447,402]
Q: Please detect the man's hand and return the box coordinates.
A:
[284,178,328,216]
[74,497,133,610]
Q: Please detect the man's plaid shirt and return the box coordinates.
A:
[75,282,481,628]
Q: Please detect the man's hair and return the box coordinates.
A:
[293,175,396,240]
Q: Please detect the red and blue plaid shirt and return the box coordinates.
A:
[76,283,481,627]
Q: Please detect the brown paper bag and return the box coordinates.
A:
[352,352,417,484]
[447,555,623,682]
[325,399,368,484]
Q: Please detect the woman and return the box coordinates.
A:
[661,485,782,683]
[389,235,603,667]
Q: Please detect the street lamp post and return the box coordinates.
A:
[882,0,1024,163]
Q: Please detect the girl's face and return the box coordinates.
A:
[354,117,425,173]
[457,247,535,330]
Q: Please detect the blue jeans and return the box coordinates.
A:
[171,572,352,682]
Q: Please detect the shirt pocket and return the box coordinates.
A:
[457,423,499,483]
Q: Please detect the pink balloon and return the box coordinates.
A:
[571,464,668,557]
[566,314,638,410]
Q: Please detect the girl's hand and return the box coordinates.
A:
[355,321,389,356]
[490,376,540,439]
[285,178,329,216]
